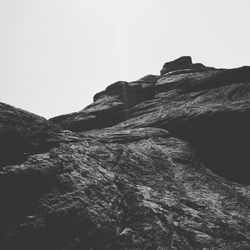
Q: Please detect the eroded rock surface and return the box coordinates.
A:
[1,57,250,249]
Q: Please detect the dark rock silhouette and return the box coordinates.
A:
[1,56,250,249]
[160,56,205,75]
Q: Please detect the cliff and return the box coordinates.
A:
[1,56,250,249]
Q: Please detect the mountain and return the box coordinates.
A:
[1,56,250,249]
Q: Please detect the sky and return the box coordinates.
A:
[0,0,250,118]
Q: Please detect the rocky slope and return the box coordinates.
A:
[1,56,250,249]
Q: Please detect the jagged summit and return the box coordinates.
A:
[50,56,250,133]
[1,57,250,249]
[160,56,205,75]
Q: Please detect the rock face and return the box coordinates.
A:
[1,57,250,250]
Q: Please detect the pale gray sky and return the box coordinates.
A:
[1,0,250,118]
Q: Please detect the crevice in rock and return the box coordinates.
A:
[164,112,250,185]
[104,81,156,113]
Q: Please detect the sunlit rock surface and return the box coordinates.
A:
[1,57,250,249]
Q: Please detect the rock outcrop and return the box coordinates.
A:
[159,56,205,75]
[1,57,250,250]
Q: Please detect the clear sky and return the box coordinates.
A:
[1,0,250,118]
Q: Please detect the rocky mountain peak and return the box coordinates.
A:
[1,56,250,249]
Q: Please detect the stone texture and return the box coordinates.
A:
[1,57,250,249]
